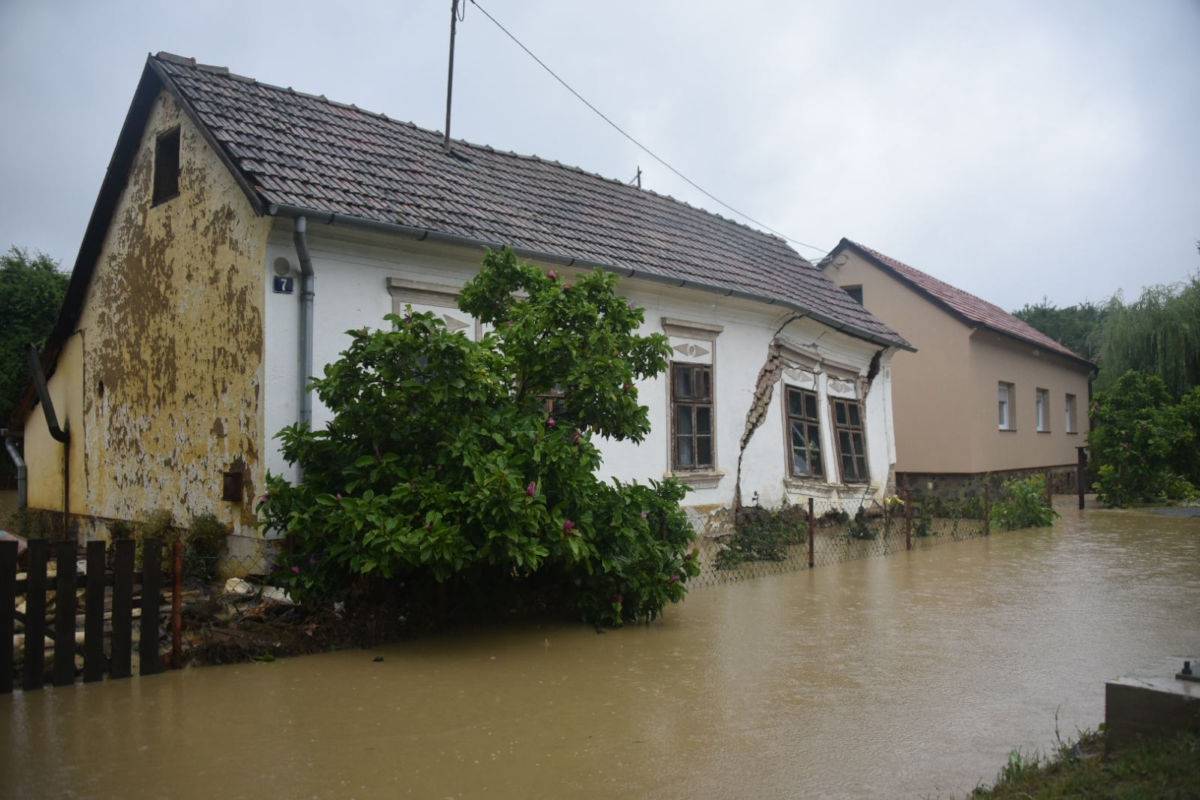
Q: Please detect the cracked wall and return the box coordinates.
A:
[24,89,269,539]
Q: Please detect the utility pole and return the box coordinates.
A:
[443,0,461,153]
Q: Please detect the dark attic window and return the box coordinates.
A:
[843,285,864,305]
[152,127,181,206]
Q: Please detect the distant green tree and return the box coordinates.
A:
[1012,298,1106,363]
[1095,275,1200,397]
[1,247,68,482]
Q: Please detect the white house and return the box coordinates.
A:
[12,53,912,562]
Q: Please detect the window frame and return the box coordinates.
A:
[669,362,715,471]
[1035,387,1050,433]
[152,126,181,207]
[842,285,864,305]
[998,381,1015,431]
[829,397,869,484]
[784,386,824,479]
[1065,393,1077,434]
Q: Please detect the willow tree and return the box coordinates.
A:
[1096,274,1200,397]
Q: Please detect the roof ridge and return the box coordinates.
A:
[149,51,797,251]
[842,239,1090,364]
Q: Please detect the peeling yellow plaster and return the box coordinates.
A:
[24,89,270,539]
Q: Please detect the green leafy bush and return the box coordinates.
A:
[1089,372,1196,506]
[717,504,806,568]
[186,513,229,583]
[259,248,696,627]
[847,507,877,540]
[989,476,1057,531]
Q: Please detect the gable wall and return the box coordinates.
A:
[823,249,976,474]
[23,89,271,541]
[263,222,900,532]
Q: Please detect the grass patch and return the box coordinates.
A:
[971,729,1200,799]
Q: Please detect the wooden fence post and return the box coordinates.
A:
[1076,446,1087,510]
[83,541,106,683]
[171,538,183,669]
[0,540,16,694]
[807,497,815,569]
[140,538,163,675]
[111,539,134,679]
[23,539,48,690]
[1044,470,1053,508]
[903,488,912,551]
[52,541,76,686]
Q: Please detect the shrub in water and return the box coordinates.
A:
[1089,371,1197,506]
[989,476,1057,531]
[260,248,697,626]
[717,504,805,568]
[847,507,877,540]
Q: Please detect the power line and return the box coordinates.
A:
[465,0,829,257]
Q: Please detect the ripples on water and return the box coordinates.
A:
[3,503,1198,799]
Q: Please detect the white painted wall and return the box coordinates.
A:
[263,221,898,526]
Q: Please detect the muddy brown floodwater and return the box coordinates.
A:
[3,502,1199,799]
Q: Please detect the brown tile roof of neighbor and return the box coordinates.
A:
[833,239,1093,367]
[145,52,909,350]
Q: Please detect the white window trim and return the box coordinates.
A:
[1036,387,1050,433]
[998,382,1015,431]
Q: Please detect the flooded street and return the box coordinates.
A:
[4,503,1198,799]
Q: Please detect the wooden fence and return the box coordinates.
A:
[1,537,178,693]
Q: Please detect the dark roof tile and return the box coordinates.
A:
[153,53,908,349]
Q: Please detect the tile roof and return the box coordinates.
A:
[836,239,1092,366]
[150,52,909,350]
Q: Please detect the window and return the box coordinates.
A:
[671,363,713,470]
[1065,393,1077,434]
[785,387,823,478]
[842,285,864,305]
[152,127,181,206]
[830,398,868,483]
[1036,387,1050,432]
[998,382,1015,430]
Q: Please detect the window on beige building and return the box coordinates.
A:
[1066,393,1077,434]
[785,387,823,478]
[842,285,864,305]
[998,382,1015,430]
[1036,388,1050,432]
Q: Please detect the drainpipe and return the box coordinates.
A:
[2,430,26,509]
[28,344,70,535]
[292,217,315,431]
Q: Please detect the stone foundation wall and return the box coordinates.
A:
[898,464,1083,501]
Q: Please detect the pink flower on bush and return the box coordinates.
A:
[526,481,537,497]
[562,519,576,535]
[291,565,301,575]
[668,574,679,584]
[547,270,558,281]
[547,417,557,429]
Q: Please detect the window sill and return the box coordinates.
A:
[998,428,1017,433]
[1066,431,1079,436]
[667,469,724,488]
[1037,430,1051,434]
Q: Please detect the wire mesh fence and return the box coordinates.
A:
[688,493,990,589]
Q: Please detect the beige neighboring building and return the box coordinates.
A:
[823,239,1095,490]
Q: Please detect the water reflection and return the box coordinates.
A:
[3,504,1198,799]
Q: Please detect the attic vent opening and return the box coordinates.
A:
[152,127,181,206]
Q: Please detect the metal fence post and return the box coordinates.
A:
[807,497,814,569]
[983,482,991,535]
[1076,446,1087,510]
[172,538,183,669]
[903,488,912,550]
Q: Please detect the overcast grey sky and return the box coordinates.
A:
[2,0,1197,310]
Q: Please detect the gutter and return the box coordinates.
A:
[1,430,26,510]
[292,217,315,430]
[265,203,915,354]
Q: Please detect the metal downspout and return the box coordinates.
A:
[2,431,26,509]
[28,344,70,533]
[292,216,316,431]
